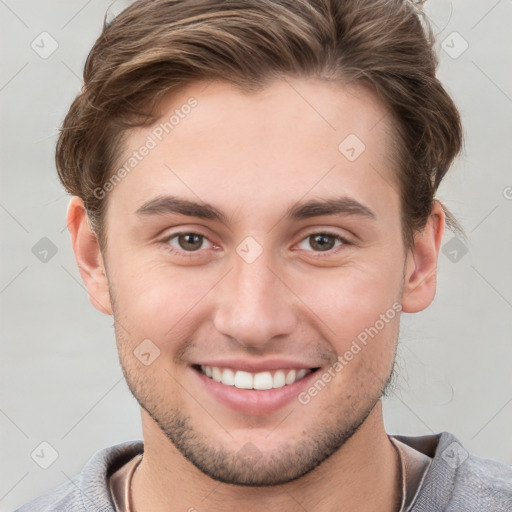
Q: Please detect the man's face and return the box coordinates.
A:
[101,78,408,485]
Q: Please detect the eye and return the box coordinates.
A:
[162,231,214,257]
[159,230,349,259]
[297,231,349,253]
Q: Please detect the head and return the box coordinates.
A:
[62,0,464,487]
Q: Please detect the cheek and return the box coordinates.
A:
[111,261,217,342]
[291,263,402,344]
[110,243,403,354]
[291,264,401,392]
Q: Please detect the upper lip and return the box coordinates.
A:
[193,358,320,373]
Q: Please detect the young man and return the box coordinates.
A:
[16,0,512,511]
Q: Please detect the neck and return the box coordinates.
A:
[131,401,401,512]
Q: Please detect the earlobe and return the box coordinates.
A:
[66,196,113,316]
[401,201,445,313]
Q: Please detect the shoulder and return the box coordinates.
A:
[13,440,143,512]
[396,431,512,512]
[452,448,512,508]
[13,477,86,512]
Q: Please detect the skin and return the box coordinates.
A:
[67,77,444,512]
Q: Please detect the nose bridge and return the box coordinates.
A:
[213,246,297,347]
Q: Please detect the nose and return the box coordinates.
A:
[213,249,298,350]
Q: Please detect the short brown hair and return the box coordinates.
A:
[56,0,465,251]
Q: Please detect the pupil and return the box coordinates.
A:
[312,234,334,251]
[180,233,202,250]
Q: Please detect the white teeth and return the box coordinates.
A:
[285,369,296,385]
[212,366,222,382]
[222,368,235,386]
[273,370,286,388]
[296,369,308,380]
[234,370,253,389]
[199,365,313,389]
[253,371,273,390]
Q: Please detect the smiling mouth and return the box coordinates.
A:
[192,364,320,390]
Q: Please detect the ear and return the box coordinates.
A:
[401,200,445,313]
[66,196,113,315]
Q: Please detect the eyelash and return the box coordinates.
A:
[296,231,350,256]
[159,230,350,259]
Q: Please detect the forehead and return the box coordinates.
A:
[107,77,401,227]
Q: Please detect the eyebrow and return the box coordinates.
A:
[134,194,377,223]
[285,197,376,221]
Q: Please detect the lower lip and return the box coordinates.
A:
[191,366,320,415]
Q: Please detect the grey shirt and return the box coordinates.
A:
[14,432,512,511]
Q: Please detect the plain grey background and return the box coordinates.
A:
[1,0,511,510]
